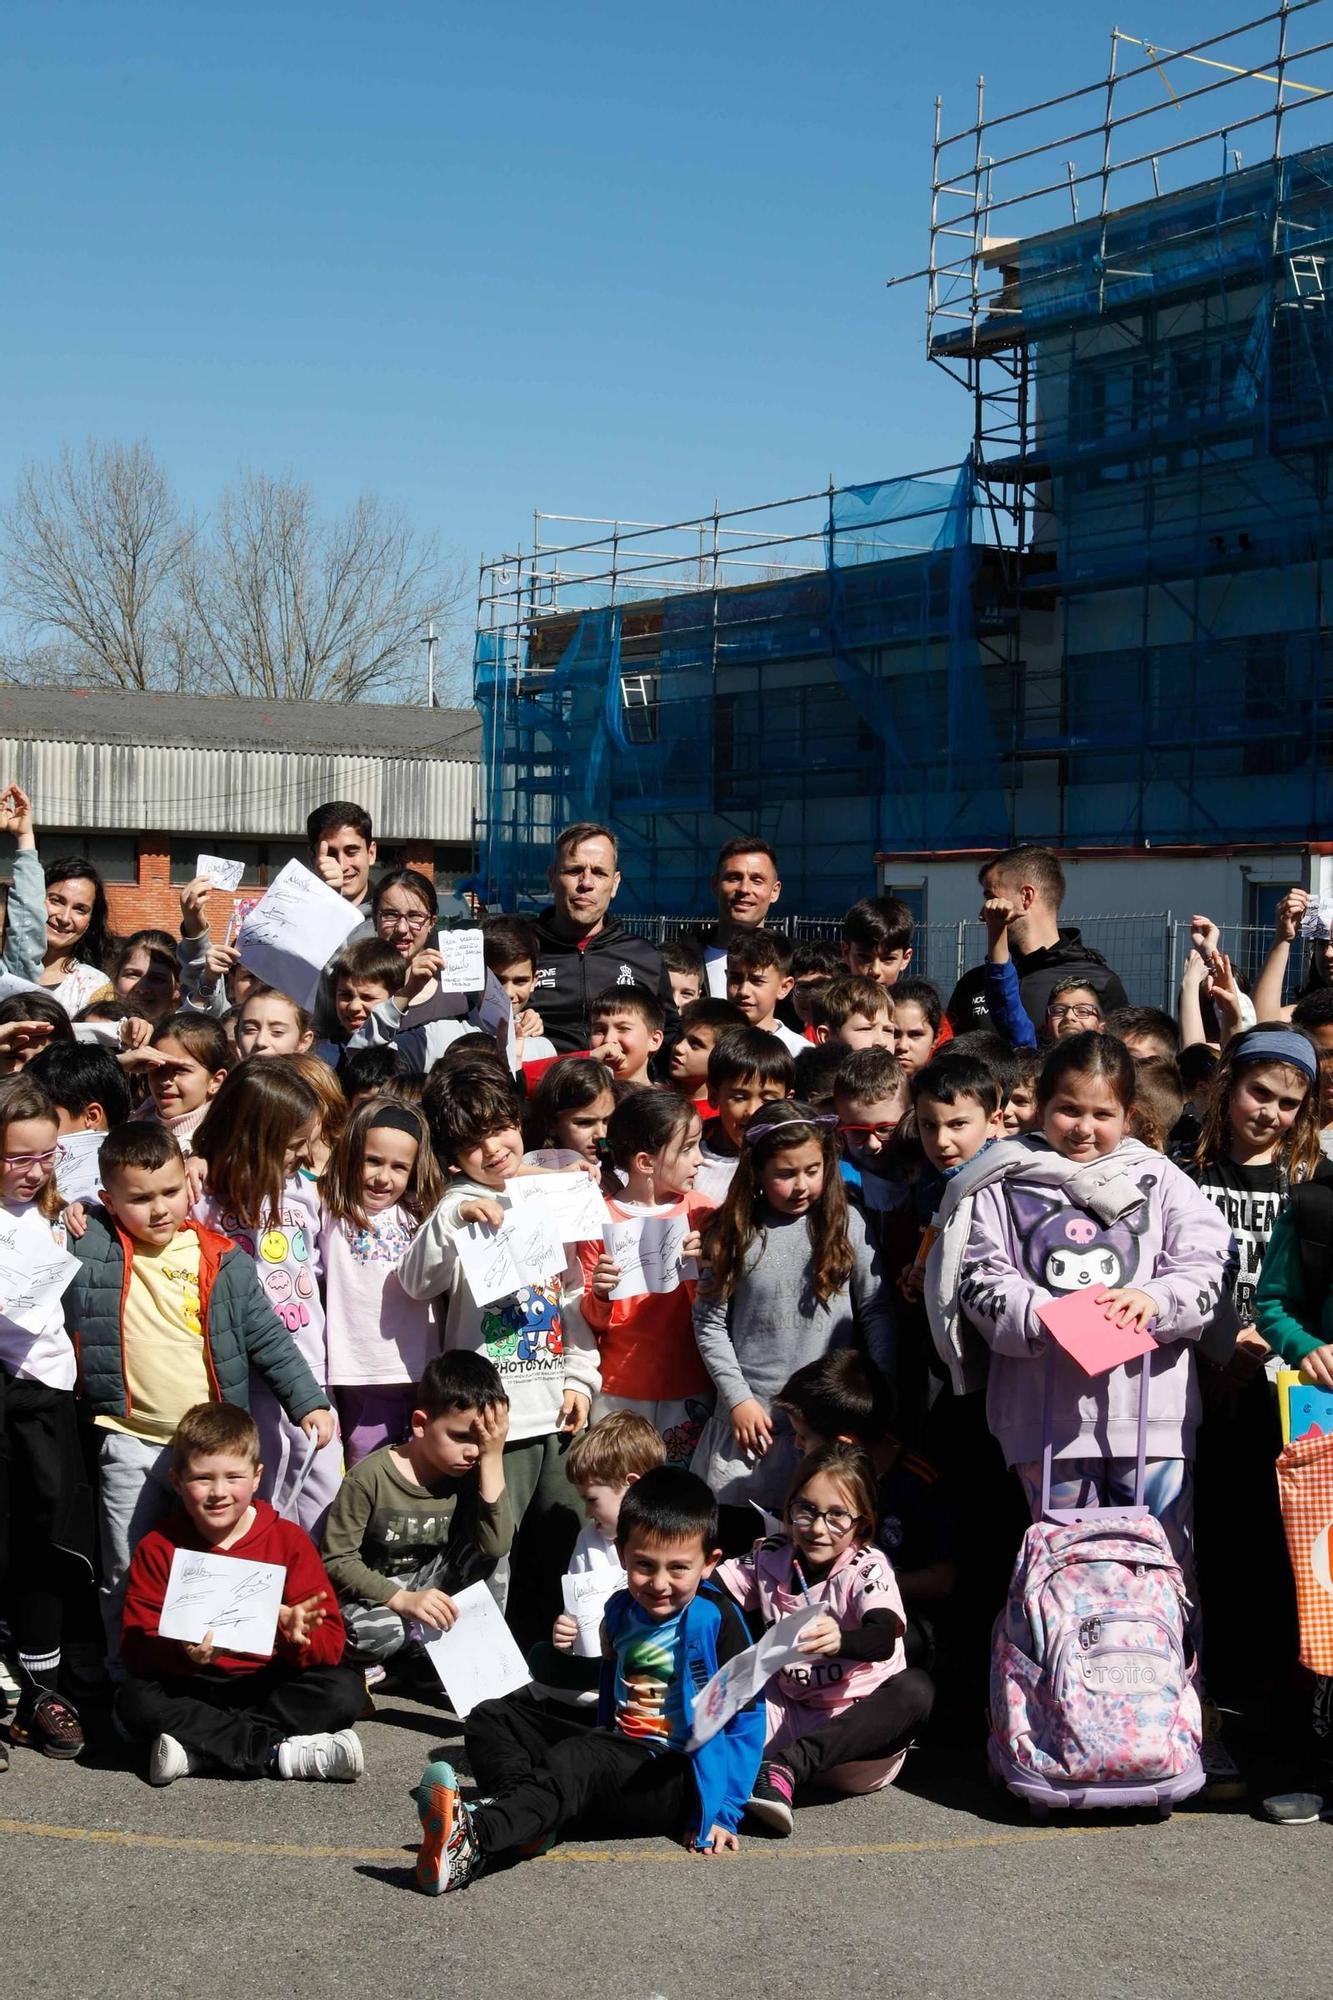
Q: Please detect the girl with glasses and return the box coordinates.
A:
[372,869,439,960]
[714,1442,933,1834]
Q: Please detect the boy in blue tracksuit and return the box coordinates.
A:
[415,1467,765,1893]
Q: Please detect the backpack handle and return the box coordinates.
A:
[1040,1343,1151,1522]
[273,1426,321,1523]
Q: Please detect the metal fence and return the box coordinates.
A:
[641,914,1305,1012]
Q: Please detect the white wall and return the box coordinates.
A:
[881,849,1308,930]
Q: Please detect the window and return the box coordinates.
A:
[47,833,138,882]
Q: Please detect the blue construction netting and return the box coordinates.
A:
[474,461,1010,913]
[476,137,1333,909]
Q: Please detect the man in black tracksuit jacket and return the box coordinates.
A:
[531,823,679,1054]
[946,843,1130,1035]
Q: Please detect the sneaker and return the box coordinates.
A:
[1200,1700,1246,1801]
[0,1734,9,1774]
[9,1692,84,1761]
[149,1733,199,1787]
[746,1759,796,1836]
[0,1655,17,1715]
[274,1728,364,1782]
[1262,1791,1324,1825]
[416,1758,485,1896]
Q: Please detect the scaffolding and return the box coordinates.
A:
[884,3,1333,838]
[474,467,1014,911]
[476,2,1333,913]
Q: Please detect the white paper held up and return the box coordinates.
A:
[436,927,486,994]
[507,1169,609,1243]
[561,1567,624,1657]
[1299,896,1333,942]
[196,853,247,893]
[235,861,361,1011]
[454,1200,565,1307]
[54,1130,105,1204]
[158,1548,286,1658]
[603,1214,692,1300]
[421,1581,532,1716]
[0,1213,80,1334]
[686,1605,820,1749]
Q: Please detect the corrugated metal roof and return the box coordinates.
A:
[0,686,482,760]
[0,737,481,843]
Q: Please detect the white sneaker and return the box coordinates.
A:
[149,1733,198,1787]
[274,1728,364,1782]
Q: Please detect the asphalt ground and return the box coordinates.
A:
[3,1694,1331,2000]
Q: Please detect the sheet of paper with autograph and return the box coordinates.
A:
[158,1548,286,1657]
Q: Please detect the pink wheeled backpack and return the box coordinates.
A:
[987,1356,1204,1819]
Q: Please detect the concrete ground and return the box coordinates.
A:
[3,1695,1331,2000]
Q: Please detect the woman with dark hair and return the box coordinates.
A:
[39,858,113,1015]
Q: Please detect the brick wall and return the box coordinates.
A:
[105,838,178,938]
[101,835,443,940]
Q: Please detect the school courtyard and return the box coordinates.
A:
[4,1695,1328,1999]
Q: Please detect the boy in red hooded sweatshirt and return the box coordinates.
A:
[117,1402,364,1786]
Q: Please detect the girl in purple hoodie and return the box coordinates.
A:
[953,1033,1236,1608]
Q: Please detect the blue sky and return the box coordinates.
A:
[2,0,1275,659]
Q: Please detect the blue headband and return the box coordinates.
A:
[1232,1028,1318,1082]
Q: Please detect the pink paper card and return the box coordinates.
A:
[1037,1289,1155,1378]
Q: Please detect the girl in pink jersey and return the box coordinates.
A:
[715,1443,933,1834]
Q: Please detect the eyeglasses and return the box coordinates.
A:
[838,1121,900,1141]
[2,1148,57,1169]
[789,1501,860,1536]
[377,909,431,934]
[1047,1003,1103,1022]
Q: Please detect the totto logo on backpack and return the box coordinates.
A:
[988,1354,1204,1819]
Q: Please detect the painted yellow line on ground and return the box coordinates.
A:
[0,1815,1208,1868]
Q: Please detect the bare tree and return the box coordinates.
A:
[0,440,192,690]
[183,471,464,703]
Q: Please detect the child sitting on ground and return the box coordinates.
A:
[415,1466,766,1892]
[68,1120,335,1666]
[588,983,665,1086]
[716,1444,933,1833]
[529,1409,666,1700]
[321,1353,512,1684]
[774,1352,958,1654]
[117,1401,364,1786]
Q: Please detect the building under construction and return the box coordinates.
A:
[474,3,1333,933]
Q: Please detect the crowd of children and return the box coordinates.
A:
[6,798,1333,1890]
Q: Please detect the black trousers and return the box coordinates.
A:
[0,1372,93,1683]
[777,1668,935,1785]
[466,1686,695,1856]
[114,1661,364,1775]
